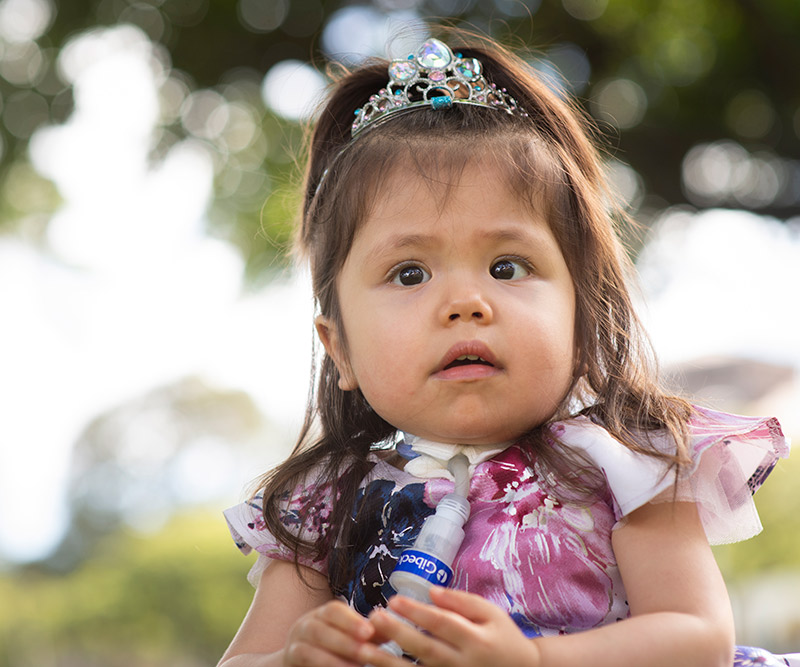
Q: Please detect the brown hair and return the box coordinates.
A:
[258,33,693,595]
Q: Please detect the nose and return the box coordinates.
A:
[440,282,494,325]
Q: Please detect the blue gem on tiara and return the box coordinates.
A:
[350,38,525,137]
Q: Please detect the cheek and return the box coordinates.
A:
[349,323,417,387]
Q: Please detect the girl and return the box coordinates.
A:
[219,33,794,667]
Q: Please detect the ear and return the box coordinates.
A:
[315,315,359,391]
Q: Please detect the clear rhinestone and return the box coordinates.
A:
[429,70,446,82]
[388,60,417,82]
[417,39,452,69]
[455,57,481,80]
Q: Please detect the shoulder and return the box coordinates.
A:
[551,407,790,543]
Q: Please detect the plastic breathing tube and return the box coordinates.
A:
[378,454,471,657]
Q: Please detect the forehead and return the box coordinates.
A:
[347,159,566,272]
[358,141,554,230]
[368,157,521,222]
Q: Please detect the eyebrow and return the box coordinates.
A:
[368,233,440,260]
[477,227,548,245]
[381,225,546,248]
[366,222,556,265]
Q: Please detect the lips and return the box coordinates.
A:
[435,341,499,379]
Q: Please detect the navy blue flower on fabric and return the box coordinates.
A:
[331,479,431,616]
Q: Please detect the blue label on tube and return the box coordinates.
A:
[393,549,453,587]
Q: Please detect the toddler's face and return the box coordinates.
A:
[316,161,577,445]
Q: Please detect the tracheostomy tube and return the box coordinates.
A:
[379,453,471,656]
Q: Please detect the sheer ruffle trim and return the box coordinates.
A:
[556,406,790,545]
[224,492,331,587]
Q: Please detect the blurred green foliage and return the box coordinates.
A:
[714,448,800,580]
[1,0,798,280]
[0,512,254,667]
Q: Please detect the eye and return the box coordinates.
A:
[490,258,530,281]
[391,264,431,286]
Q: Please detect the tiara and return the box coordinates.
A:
[351,38,525,137]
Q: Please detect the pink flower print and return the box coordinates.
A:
[453,445,625,632]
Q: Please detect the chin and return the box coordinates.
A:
[422,425,526,446]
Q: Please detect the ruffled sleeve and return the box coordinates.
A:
[554,407,790,545]
[224,479,335,587]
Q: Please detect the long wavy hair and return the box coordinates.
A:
[257,31,693,595]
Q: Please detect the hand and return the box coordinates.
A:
[284,600,377,667]
[358,587,540,667]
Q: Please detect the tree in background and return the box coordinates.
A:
[1,2,799,664]
[1,0,798,280]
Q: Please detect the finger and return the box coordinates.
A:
[386,595,477,647]
[367,608,459,666]
[318,601,376,642]
[355,639,409,667]
[291,606,373,663]
[300,619,367,660]
[286,639,364,667]
[428,586,502,623]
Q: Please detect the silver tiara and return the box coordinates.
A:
[351,38,525,137]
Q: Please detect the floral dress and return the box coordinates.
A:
[224,407,797,666]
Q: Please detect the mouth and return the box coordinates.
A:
[436,342,499,379]
[443,354,495,371]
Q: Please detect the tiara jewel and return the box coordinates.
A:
[351,38,525,137]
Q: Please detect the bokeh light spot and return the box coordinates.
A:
[261,59,326,122]
[0,0,53,43]
[591,78,647,129]
[655,33,715,86]
[605,159,644,211]
[725,89,775,140]
[33,46,66,96]
[3,89,49,138]
[119,3,166,44]
[682,141,748,205]
[161,0,208,27]
[159,74,191,125]
[321,6,427,64]
[237,0,288,33]
[2,161,60,214]
[546,42,590,94]
[220,102,258,153]
[374,0,422,10]
[562,0,607,21]
[493,0,541,18]
[429,0,477,13]
[181,90,229,140]
[0,39,45,86]
[681,141,791,209]
[58,24,152,85]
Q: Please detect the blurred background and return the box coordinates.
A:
[0,0,798,664]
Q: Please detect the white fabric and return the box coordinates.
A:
[401,435,510,481]
[556,417,677,517]
[556,413,789,545]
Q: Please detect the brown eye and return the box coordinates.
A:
[392,265,430,286]
[490,258,528,281]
